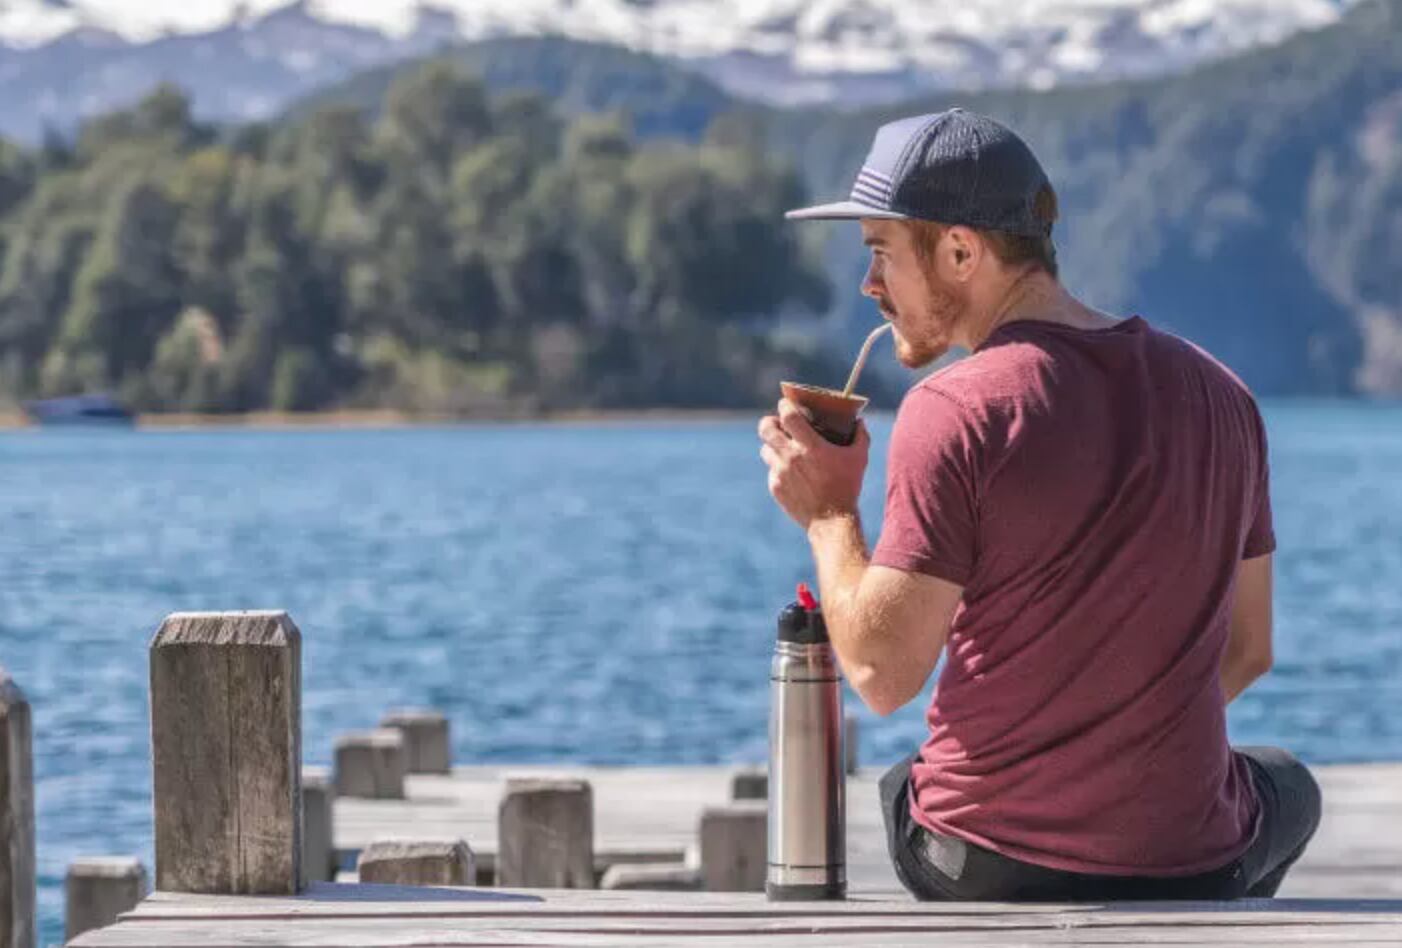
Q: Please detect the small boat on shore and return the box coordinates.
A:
[22,393,134,427]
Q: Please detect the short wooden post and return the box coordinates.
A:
[599,863,700,891]
[150,611,302,894]
[301,767,335,885]
[698,803,766,892]
[357,841,475,886]
[64,857,147,942]
[497,778,594,888]
[0,669,35,948]
[379,709,451,774]
[845,712,859,775]
[731,769,767,800]
[334,730,405,799]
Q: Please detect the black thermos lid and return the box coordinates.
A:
[777,601,829,645]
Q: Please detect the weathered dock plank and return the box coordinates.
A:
[334,763,1402,897]
[72,763,1399,944]
[67,884,1402,946]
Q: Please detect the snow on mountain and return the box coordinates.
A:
[0,1,1357,72]
[0,0,1363,140]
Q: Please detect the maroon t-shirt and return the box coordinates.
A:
[872,315,1272,876]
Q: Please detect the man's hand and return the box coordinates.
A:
[758,398,870,530]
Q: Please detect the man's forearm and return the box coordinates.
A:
[806,513,873,673]
[804,511,960,716]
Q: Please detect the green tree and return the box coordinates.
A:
[76,85,204,162]
[377,62,493,187]
[51,181,182,391]
[147,306,222,411]
[168,147,247,331]
[270,347,332,411]
[625,146,828,328]
[0,55,842,412]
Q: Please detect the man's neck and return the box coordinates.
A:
[962,269,1117,350]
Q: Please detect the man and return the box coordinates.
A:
[759,109,1321,900]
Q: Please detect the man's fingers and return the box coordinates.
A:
[758,414,794,453]
[760,443,782,470]
[777,398,821,449]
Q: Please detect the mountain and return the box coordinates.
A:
[300,0,1402,396]
[285,36,736,141]
[762,0,1402,395]
[0,0,1364,142]
[0,0,1397,402]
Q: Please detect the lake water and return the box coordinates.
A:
[2,400,1401,944]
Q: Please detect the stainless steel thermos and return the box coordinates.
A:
[766,584,847,901]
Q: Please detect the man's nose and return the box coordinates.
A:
[861,259,882,299]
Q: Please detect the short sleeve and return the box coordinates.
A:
[871,385,980,586]
[1242,400,1276,559]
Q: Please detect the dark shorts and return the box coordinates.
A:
[879,745,1321,901]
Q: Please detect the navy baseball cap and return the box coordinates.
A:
[786,108,1055,239]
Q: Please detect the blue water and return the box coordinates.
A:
[2,401,1400,944]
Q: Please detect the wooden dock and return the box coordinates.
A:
[71,763,1402,945]
[330,763,1402,898]
[24,611,1402,946]
[67,884,1402,945]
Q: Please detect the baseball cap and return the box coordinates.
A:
[785,108,1055,239]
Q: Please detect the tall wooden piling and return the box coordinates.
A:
[0,669,34,948]
[150,611,302,894]
[379,709,451,775]
[64,857,147,943]
[497,778,594,888]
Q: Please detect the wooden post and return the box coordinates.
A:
[333,730,405,799]
[150,611,302,895]
[698,803,766,892]
[497,778,594,888]
[731,769,767,800]
[64,857,147,943]
[301,767,335,885]
[845,712,859,775]
[0,669,34,948]
[357,841,475,886]
[378,709,451,775]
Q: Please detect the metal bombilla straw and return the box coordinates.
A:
[842,323,893,397]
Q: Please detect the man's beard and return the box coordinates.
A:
[888,282,965,369]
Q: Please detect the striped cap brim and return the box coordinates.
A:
[785,200,909,221]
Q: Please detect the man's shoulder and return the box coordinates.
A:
[916,320,1259,405]
[910,338,1055,411]
[891,352,1031,446]
[1146,323,1257,399]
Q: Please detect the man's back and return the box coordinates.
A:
[873,315,1272,874]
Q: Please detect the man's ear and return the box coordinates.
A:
[944,226,980,281]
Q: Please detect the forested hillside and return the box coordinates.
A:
[1,0,1397,414]
[762,0,1402,395]
[299,0,1402,396]
[0,65,842,415]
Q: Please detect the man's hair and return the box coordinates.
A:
[906,183,1060,279]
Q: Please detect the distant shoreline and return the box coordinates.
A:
[0,407,790,431]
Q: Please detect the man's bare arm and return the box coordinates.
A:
[807,515,963,716]
[1222,553,1273,703]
